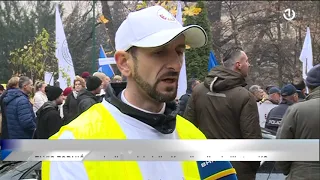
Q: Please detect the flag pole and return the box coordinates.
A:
[91,0,96,74]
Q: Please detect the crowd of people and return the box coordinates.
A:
[0,72,123,139]
[0,5,319,180]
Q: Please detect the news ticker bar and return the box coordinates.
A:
[1,140,318,161]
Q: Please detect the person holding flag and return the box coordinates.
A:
[42,5,237,180]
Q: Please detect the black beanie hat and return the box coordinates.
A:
[306,64,320,88]
[45,86,63,101]
[86,76,102,91]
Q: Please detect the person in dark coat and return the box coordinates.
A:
[178,78,200,116]
[184,47,262,180]
[36,86,65,139]
[292,77,307,102]
[276,64,320,180]
[2,76,35,139]
[0,77,20,139]
[265,84,299,132]
[77,76,102,114]
[63,76,86,125]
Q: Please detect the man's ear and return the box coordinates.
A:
[114,51,132,77]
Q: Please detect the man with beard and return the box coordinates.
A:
[184,47,262,180]
[42,6,237,180]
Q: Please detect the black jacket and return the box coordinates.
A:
[265,100,294,132]
[77,89,100,115]
[36,101,63,139]
[178,92,191,116]
[63,92,78,125]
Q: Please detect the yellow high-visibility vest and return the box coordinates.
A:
[42,103,233,180]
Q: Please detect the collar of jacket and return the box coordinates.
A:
[280,99,294,105]
[104,82,179,134]
[306,86,320,100]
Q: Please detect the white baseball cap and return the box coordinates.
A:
[115,6,208,51]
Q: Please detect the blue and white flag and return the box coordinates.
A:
[56,5,75,89]
[98,45,115,78]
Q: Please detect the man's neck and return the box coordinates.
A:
[124,83,165,113]
[21,89,29,96]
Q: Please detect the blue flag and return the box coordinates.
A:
[208,51,219,72]
[98,45,115,78]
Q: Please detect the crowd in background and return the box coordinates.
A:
[0,72,123,139]
[0,51,319,179]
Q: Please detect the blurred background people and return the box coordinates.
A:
[77,76,102,114]
[36,86,65,139]
[63,76,85,125]
[249,85,265,102]
[265,87,281,105]
[33,81,48,114]
[93,72,110,98]
[2,76,35,139]
[178,78,200,116]
[276,64,320,180]
[265,84,299,132]
[0,76,20,138]
[81,71,90,83]
[292,78,307,102]
[112,75,122,83]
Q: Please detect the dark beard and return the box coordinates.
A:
[132,63,177,103]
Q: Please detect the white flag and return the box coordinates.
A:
[176,1,187,99]
[299,27,313,80]
[56,5,75,90]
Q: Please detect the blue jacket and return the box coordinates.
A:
[3,88,36,139]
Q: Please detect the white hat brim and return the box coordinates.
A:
[131,25,207,49]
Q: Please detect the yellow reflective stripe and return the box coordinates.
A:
[204,168,236,180]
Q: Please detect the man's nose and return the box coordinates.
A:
[166,54,183,72]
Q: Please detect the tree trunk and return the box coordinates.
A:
[276,1,283,87]
[206,1,222,61]
[101,1,116,50]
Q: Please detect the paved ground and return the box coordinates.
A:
[256,173,286,180]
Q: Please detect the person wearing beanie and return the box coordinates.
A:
[81,71,90,81]
[77,76,102,115]
[265,84,299,132]
[35,86,65,139]
[276,64,320,179]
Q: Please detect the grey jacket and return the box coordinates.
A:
[276,86,320,180]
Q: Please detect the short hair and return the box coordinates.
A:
[113,75,122,81]
[73,76,86,88]
[35,81,45,91]
[249,85,261,94]
[292,78,306,91]
[7,77,19,89]
[18,76,31,89]
[222,47,244,62]
[93,72,109,81]
[0,84,4,91]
